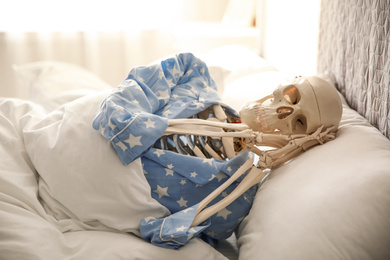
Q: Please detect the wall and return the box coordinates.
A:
[258,0,321,78]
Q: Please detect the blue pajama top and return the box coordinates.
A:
[92,53,257,249]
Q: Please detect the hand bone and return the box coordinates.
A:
[251,125,337,169]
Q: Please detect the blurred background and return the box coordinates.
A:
[0,0,320,98]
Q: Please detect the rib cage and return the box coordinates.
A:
[153,106,245,160]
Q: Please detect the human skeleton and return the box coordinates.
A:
[155,75,343,227]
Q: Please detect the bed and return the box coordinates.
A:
[1,1,390,259]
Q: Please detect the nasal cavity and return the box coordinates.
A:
[277,107,294,119]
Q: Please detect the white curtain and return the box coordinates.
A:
[0,0,230,98]
[0,31,176,98]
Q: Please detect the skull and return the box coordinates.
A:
[239,76,343,135]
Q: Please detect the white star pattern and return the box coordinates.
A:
[162,105,171,112]
[215,172,227,182]
[92,54,255,246]
[154,185,169,198]
[193,101,205,109]
[176,225,186,232]
[158,89,169,102]
[98,124,106,134]
[167,78,174,86]
[216,208,232,220]
[203,158,213,166]
[188,88,197,96]
[165,168,174,176]
[124,134,143,148]
[162,109,172,116]
[154,149,165,157]
[204,86,213,92]
[171,66,180,75]
[108,120,117,130]
[134,85,143,92]
[144,118,156,128]
[115,141,128,151]
[185,69,193,76]
[144,216,156,225]
[177,197,188,207]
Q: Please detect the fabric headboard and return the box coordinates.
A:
[317,0,390,139]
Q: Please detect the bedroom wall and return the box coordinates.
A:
[258,0,321,78]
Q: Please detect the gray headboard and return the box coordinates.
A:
[317,0,390,139]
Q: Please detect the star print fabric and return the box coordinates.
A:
[92,53,256,249]
[141,149,256,249]
[140,204,211,249]
[93,53,236,165]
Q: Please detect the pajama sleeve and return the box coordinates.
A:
[92,53,230,165]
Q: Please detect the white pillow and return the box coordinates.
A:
[221,71,287,111]
[13,61,112,111]
[200,45,277,94]
[237,98,390,259]
[22,90,171,234]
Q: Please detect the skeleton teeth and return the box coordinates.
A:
[241,102,271,132]
[239,97,274,132]
[257,106,271,132]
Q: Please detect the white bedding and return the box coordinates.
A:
[0,62,227,260]
[1,46,390,260]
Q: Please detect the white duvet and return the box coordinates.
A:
[0,94,233,259]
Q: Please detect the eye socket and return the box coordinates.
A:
[293,116,307,134]
[283,85,301,105]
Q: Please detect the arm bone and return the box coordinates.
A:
[192,163,265,227]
